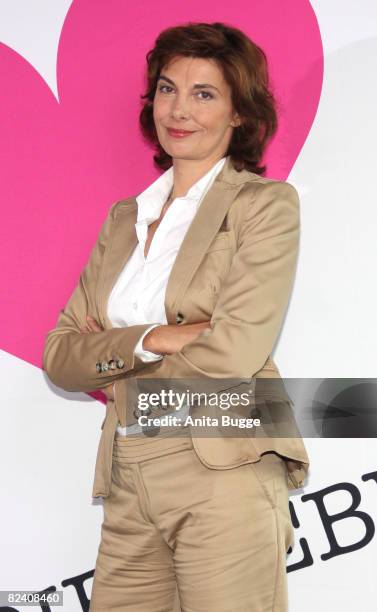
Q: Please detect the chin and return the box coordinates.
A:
[170,152,200,161]
[162,146,195,158]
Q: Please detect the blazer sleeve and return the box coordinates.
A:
[42,201,155,392]
[115,180,300,388]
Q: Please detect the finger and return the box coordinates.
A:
[91,322,103,332]
[86,315,96,325]
[87,315,103,331]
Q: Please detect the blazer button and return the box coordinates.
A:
[176,312,184,323]
[116,358,125,369]
[96,362,102,373]
[108,359,117,370]
[101,361,109,372]
[133,407,151,418]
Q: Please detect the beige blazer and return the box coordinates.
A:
[43,156,310,497]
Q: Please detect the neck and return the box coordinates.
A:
[170,154,225,199]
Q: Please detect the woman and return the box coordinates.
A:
[43,22,310,611]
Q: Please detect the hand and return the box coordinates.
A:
[143,321,211,355]
[80,315,115,401]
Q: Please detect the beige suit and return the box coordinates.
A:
[43,156,310,499]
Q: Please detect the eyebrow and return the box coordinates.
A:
[157,74,220,92]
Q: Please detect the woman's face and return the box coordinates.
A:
[153,55,241,162]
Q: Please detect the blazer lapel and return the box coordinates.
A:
[163,179,245,324]
[98,156,251,329]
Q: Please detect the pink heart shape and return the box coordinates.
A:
[0,0,323,403]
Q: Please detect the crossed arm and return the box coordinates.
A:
[42,199,212,394]
[43,181,300,400]
[81,316,211,400]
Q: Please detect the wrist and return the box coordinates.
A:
[142,325,161,353]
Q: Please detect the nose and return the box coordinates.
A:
[170,93,191,121]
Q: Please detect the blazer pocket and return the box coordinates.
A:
[206,232,232,253]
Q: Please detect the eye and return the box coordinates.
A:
[158,85,173,93]
[197,91,213,100]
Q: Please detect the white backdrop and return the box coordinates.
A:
[1,1,376,610]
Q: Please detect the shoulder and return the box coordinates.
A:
[230,171,300,221]
[222,160,300,207]
[240,172,300,203]
[106,196,137,220]
[227,173,300,241]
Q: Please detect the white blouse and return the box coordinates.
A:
[107,155,227,435]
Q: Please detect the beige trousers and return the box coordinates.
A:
[90,427,294,611]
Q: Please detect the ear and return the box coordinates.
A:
[230,112,242,128]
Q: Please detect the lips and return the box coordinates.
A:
[167,127,196,138]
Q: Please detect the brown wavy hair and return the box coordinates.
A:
[139,22,278,175]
